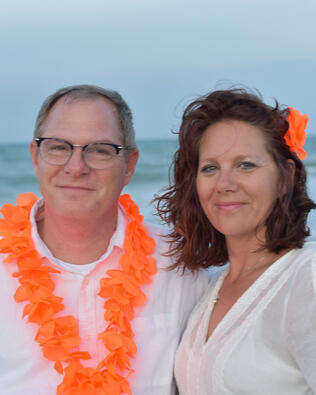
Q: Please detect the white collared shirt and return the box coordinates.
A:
[0,199,208,395]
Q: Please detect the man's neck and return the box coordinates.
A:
[36,207,118,265]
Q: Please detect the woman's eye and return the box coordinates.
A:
[200,164,218,173]
[239,161,256,170]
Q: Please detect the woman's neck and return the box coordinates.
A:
[225,235,276,282]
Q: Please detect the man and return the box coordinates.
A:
[0,85,207,395]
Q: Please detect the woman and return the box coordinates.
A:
[157,88,316,394]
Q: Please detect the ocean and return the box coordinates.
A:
[0,138,316,239]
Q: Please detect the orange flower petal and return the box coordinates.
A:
[16,192,39,209]
[284,107,309,160]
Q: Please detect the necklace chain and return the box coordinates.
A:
[212,254,267,305]
[244,254,266,273]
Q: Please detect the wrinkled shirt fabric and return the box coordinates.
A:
[0,199,208,395]
[175,242,316,395]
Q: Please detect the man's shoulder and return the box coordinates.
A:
[142,221,176,261]
[143,221,169,238]
[143,220,209,284]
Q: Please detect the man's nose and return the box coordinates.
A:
[63,147,89,175]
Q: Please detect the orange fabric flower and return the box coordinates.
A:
[0,193,157,395]
[284,107,309,160]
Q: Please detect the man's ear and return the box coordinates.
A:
[29,141,39,178]
[124,149,139,186]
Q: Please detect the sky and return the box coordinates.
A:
[0,0,315,143]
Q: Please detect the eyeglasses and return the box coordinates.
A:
[34,137,129,169]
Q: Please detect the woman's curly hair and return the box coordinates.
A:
[156,88,316,272]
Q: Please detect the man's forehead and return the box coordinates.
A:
[43,96,119,126]
[41,96,123,142]
[51,94,118,115]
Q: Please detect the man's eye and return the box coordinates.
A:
[96,148,112,155]
[49,144,68,151]
[86,145,113,156]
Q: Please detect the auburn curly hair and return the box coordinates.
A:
[156,88,316,272]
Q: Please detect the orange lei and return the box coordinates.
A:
[0,193,157,395]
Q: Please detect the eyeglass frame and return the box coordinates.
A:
[33,137,130,168]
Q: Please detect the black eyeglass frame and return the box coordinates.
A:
[33,137,129,155]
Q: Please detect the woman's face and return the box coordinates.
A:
[196,120,279,245]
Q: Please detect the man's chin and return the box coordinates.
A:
[58,204,94,221]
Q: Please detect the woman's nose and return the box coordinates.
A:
[215,169,237,193]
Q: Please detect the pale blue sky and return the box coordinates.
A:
[0,0,315,143]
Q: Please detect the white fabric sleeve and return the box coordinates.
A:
[285,253,316,390]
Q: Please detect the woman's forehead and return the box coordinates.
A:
[199,120,268,160]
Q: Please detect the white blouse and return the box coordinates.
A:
[175,242,316,395]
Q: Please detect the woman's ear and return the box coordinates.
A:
[277,159,296,197]
[287,159,296,180]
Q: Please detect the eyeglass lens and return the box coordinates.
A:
[39,139,120,169]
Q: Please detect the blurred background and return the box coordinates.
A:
[0,0,315,236]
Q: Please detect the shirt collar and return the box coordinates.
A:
[30,198,127,263]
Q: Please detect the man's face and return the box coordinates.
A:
[30,97,138,221]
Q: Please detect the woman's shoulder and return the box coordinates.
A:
[287,241,316,268]
[295,241,316,254]
[285,242,316,295]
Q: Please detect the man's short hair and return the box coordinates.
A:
[33,84,136,148]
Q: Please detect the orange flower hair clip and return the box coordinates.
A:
[284,107,309,160]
